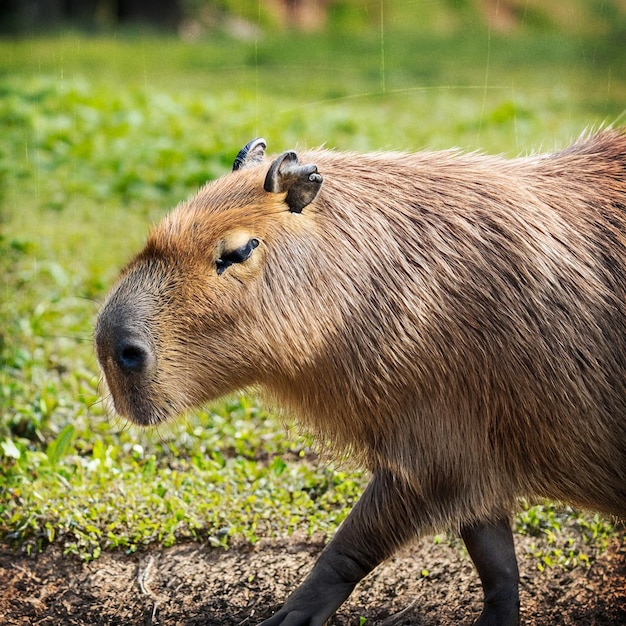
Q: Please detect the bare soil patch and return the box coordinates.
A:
[1,532,624,625]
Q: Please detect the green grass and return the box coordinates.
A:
[1,10,624,566]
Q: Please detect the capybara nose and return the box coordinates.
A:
[114,337,154,375]
[116,339,150,373]
[94,303,156,379]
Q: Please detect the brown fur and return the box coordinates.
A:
[96,129,626,596]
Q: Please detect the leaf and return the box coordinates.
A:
[271,456,287,476]
[46,425,75,466]
[1,438,21,460]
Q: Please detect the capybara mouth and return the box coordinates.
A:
[97,369,167,426]
[96,342,194,427]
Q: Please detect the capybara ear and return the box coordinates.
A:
[263,151,323,213]
[232,138,267,171]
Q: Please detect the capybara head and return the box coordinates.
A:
[94,138,329,425]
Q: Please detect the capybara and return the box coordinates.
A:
[95,130,626,625]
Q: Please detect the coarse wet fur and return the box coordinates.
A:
[95,130,626,625]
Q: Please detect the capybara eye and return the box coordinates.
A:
[216,238,260,275]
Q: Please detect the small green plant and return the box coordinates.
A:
[516,502,615,569]
[46,425,76,466]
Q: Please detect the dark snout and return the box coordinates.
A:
[94,300,158,424]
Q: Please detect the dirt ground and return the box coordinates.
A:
[1,531,624,625]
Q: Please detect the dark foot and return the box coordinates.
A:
[473,597,520,625]
[259,608,325,626]
[461,516,520,626]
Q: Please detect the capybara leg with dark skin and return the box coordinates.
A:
[260,470,424,626]
[461,517,520,626]
[260,473,521,626]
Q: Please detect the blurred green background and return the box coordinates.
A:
[0,0,624,562]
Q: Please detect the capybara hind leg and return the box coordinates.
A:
[461,516,520,626]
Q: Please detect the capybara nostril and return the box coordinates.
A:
[115,339,152,374]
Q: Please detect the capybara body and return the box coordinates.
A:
[95,130,626,625]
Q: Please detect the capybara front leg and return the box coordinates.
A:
[460,516,520,626]
[258,469,420,626]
